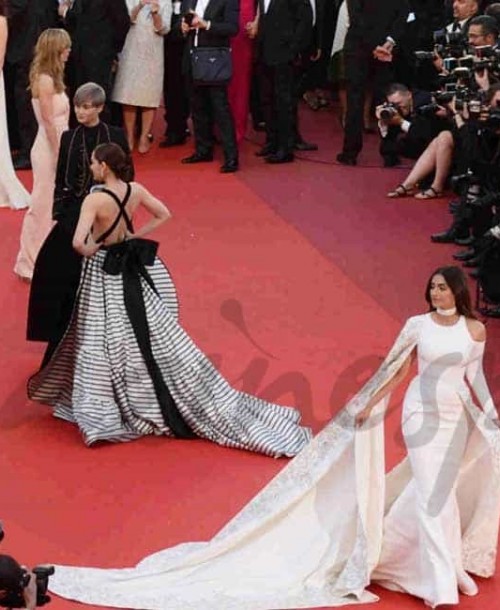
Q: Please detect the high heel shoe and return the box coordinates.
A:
[458,573,478,597]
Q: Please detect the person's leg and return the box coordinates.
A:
[122,105,137,151]
[187,86,214,158]
[272,62,294,158]
[258,62,278,153]
[339,46,368,162]
[414,131,453,199]
[13,59,37,163]
[388,136,441,197]
[209,86,238,170]
[138,108,156,153]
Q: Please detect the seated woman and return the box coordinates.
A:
[387,129,454,200]
[27,143,312,456]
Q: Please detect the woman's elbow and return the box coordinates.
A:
[72,237,85,254]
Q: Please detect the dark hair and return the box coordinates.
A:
[385,83,410,98]
[0,555,24,591]
[0,0,7,17]
[469,15,500,39]
[93,143,131,181]
[486,82,500,104]
[425,266,476,318]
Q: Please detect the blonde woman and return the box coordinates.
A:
[14,28,71,281]
[0,0,29,210]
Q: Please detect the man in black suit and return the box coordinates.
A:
[336,0,410,166]
[60,0,130,122]
[252,0,313,163]
[160,1,190,147]
[27,83,133,363]
[180,0,240,173]
[5,0,58,170]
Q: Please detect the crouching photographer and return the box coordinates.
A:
[0,526,54,609]
[376,83,449,167]
[0,556,54,610]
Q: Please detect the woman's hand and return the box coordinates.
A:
[355,406,374,428]
[245,19,258,39]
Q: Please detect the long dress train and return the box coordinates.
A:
[28,187,312,456]
[14,92,69,279]
[0,72,30,210]
[44,314,500,609]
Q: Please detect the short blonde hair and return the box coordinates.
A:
[29,28,71,94]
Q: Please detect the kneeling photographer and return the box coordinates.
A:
[0,524,54,610]
[376,83,449,167]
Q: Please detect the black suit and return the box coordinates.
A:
[257,0,313,156]
[27,123,133,360]
[64,0,129,119]
[181,0,239,162]
[340,0,409,161]
[5,0,58,154]
[163,5,190,141]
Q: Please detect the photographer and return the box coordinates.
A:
[432,83,500,245]
[376,83,449,167]
[0,556,36,610]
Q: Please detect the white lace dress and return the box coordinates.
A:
[111,0,171,108]
[46,314,500,609]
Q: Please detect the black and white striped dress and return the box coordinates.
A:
[28,188,312,457]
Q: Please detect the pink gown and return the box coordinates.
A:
[14,92,69,280]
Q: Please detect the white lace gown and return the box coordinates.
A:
[47,314,500,609]
[0,72,29,210]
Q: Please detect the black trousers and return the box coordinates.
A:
[4,59,37,154]
[163,30,190,139]
[191,84,238,161]
[259,61,294,154]
[342,46,393,159]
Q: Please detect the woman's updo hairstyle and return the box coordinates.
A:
[93,142,132,181]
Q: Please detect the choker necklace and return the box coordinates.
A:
[436,307,457,317]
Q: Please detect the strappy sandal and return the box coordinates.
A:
[414,186,443,200]
[302,92,321,111]
[387,184,415,198]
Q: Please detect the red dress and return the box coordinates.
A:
[228,0,255,143]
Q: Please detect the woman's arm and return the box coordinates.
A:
[72,194,100,257]
[0,16,7,72]
[355,349,414,427]
[36,74,60,159]
[465,323,499,424]
[129,184,171,238]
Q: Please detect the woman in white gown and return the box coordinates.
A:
[0,0,29,210]
[47,266,500,609]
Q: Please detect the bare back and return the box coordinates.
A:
[90,182,144,246]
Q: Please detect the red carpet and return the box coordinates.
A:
[0,105,498,610]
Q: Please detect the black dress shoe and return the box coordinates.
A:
[453,249,476,261]
[265,151,295,164]
[455,235,474,246]
[13,155,31,170]
[431,227,469,243]
[220,159,239,173]
[336,152,357,166]
[383,155,400,168]
[294,140,318,151]
[181,153,213,164]
[255,143,275,157]
[463,257,480,268]
[448,199,461,214]
[159,135,187,148]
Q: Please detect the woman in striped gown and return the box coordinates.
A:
[28,142,312,456]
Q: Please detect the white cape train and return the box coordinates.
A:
[48,316,500,609]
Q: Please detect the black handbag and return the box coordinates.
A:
[190,46,232,86]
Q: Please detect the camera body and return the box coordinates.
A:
[183,11,195,25]
[379,102,399,121]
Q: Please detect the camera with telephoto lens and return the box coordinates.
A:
[379,102,399,121]
[0,548,54,608]
[450,171,481,194]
